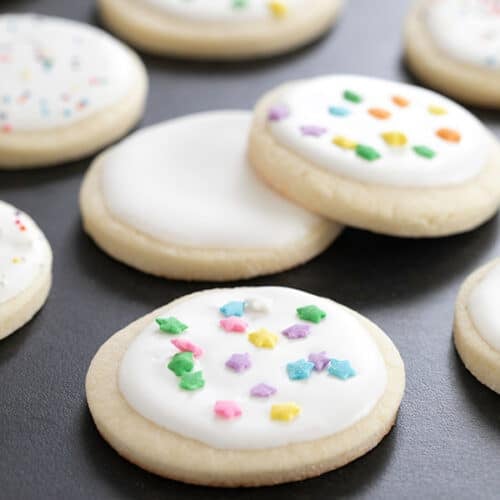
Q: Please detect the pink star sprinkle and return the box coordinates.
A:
[220,316,248,333]
[171,339,203,358]
[300,125,327,137]
[214,400,242,420]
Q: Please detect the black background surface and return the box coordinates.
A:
[1,0,499,498]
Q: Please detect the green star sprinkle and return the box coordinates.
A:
[156,316,187,334]
[168,352,194,377]
[180,371,205,391]
[232,0,248,8]
[343,89,362,104]
[297,305,327,323]
[413,145,436,159]
[356,144,381,161]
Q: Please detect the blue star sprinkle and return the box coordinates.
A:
[329,106,350,117]
[328,359,356,380]
[287,359,315,381]
[219,301,245,317]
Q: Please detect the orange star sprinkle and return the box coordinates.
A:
[436,128,461,143]
[392,95,410,107]
[368,108,391,120]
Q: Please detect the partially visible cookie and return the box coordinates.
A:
[98,0,343,60]
[86,286,405,486]
[454,259,500,393]
[0,14,148,168]
[405,0,500,108]
[249,74,500,237]
[0,200,52,340]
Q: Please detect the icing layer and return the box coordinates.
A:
[467,263,500,352]
[0,201,50,304]
[119,287,388,450]
[101,111,323,249]
[267,75,491,187]
[426,0,500,69]
[0,14,136,132]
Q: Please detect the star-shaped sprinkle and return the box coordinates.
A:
[343,89,362,103]
[436,128,461,143]
[171,338,203,358]
[245,296,273,313]
[179,371,205,391]
[248,328,278,349]
[300,125,327,137]
[287,359,315,381]
[271,403,301,422]
[297,305,326,323]
[220,301,245,317]
[356,144,381,161]
[328,359,356,380]
[428,105,447,115]
[381,131,407,147]
[268,0,288,18]
[329,106,350,117]
[413,145,436,159]
[333,135,357,150]
[220,316,248,333]
[250,383,277,398]
[226,353,251,372]
[282,324,311,339]
[232,0,248,9]
[308,351,330,372]
[268,104,290,122]
[168,352,194,376]
[214,400,242,419]
[156,316,187,334]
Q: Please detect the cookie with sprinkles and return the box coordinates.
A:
[249,74,500,237]
[80,111,341,281]
[0,14,147,168]
[0,200,52,340]
[405,0,500,108]
[86,286,405,486]
[97,0,344,60]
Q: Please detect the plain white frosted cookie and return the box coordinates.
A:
[249,74,500,237]
[0,14,148,169]
[97,0,344,60]
[80,111,341,281]
[405,0,500,108]
[0,200,52,340]
[454,259,500,393]
[86,286,405,486]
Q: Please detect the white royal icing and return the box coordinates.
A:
[119,287,388,449]
[141,0,304,23]
[426,0,500,69]
[101,111,325,249]
[0,14,137,132]
[467,262,500,352]
[267,75,492,187]
[0,200,50,305]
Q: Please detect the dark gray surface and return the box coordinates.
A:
[0,0,499,498]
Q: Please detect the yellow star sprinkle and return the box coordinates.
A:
[333,135,357,150]
[268,0,288,18]
[248,328,278,349]
[271,403,301,422]
[381,131,408,147]
[11,257,22,264]
[428,105,447,116]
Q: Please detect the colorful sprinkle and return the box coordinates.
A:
[356,144,381,161]
[214,400,242,419]
[226,353,251,373]
[220,301,245,317]
[268,0,288,18]
[248,328,279,348]
[245,296,273,313]
[343,90,362,104]
[392,95,410,107]
[156,316,187,334]
[368,108,391,120]
[168,352,194,377]
[250,383,277,398]
[171,338,203,358]
[1,124,12,133]
[428,105,447,116]
[329,106,350,117]
[287,359,315,381]
[271,403,301,422]
[328,359,356,380]
[232,0,249,8]
[381,131,408,147]
[300,125,327,137]
[220,316,248,333]
[333,135,357,150]
[436,128,461,143]
[308,352,330,372]
[297,305,326,323]
[179,371,205,391]
[282,324,311,339]
[413,145,436,159]
[268,104,290,122]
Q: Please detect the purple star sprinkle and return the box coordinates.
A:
[300,125,327,137]
[250,383,277,398]
[282,324,311,339]
[225,353,251,373]
[308,351,330,372]
[268,104,290,122]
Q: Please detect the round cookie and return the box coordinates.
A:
[97,0,343,60]
[454,259,500,393]
[405,0,500,108]
[0,14,148,169]
[80,111,341,281]
[86,286,405,486]
[0,200,52,340]
[249,74,500,237]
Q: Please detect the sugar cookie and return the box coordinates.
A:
[249,74,500,237]
[0,201,52,340]
[405,0,500,108]
[80,111,341,281]
[454,259,500,393]
[86,286,405,486]
[0,14,148,168]
[97,0,343,60]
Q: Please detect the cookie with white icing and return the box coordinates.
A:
[86,286,405,486]
[0,200,52,340]
[249,74,500,237]
[405,0,500,108]
[97,0,343,60]
[454,259,500,393]
[80,110,341,281]
[0,14,148,169]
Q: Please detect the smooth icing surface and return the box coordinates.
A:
[467,263,500,352]
[141,0,304,23]
[0,201,50,304]
[0,14,136,132]
[426,0,500,69]
[119,287,388,449]
[267,75,491,187]
[101,111,324,249]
